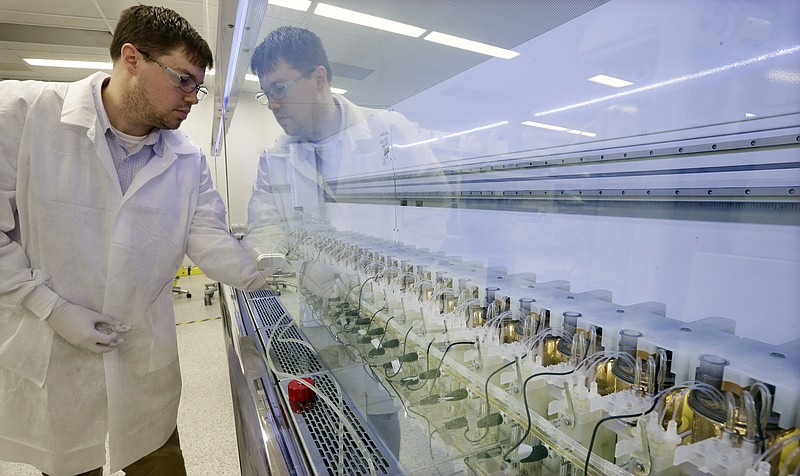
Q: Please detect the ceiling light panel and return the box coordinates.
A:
[424,31,520,59]
[24,58,112,70]
[314,3,426,37]
[587,74,633,87]
[269,0,311,11]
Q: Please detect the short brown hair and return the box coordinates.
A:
[110,5,213,69]
[251,26,331,82]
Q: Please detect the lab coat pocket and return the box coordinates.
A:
[0,309,55,387]
[146,286,178,373]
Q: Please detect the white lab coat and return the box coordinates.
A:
[245,96,435,418]
[0,72,265,474]
[245,94,427,255]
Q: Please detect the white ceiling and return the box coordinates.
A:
[0,0,608,108]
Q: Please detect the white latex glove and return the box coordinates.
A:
[47,301,129,353]
[334,269,362,300]
[302,262,361,299]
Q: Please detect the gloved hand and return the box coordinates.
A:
[47,301,129,353]
[301,262,360,299]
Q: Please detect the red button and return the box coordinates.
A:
[288,378,316,413]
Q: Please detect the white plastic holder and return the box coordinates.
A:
[744,462,771,476]
[589,388,653,416]
[673,433,758,476]
[616,413,682,475]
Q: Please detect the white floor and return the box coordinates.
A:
[0,273,241,476]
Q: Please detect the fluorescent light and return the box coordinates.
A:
[424,31,519,59]
[270,0,311,11]
[535,45,800,117]
[314,3,425,37]
[745,112,757,117]
[523,121,595,137]
[331,87,347,94]
[522,121,568,131]
[588,74,633,88]
[24,58,112,70]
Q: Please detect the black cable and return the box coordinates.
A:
[376,316,396,346]
[357,275,378,311]
[407,340,473,392]
[582,397,659,476]
[484,358,521,416]
[384,325,419,378]
[366,315,396,359]
[343,281,362,303]
[755,397,766,453]
[363,307,387,334]
[503,370,576,462]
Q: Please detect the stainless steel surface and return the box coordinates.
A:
[221,285,296,476]
[223,285,402,475]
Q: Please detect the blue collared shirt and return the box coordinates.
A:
[92,79,162,194]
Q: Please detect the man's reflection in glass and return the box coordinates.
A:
[245,26,441,458]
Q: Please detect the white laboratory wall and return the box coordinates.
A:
[179,88,283,223]
[216,98,284,225]
[177,87,284,268]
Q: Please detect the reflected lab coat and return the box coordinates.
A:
[245,94,428,257]
[245,96,434,417]
[0,72,265,475]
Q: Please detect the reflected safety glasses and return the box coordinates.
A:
[255,68,317,105]
[139,49,208,101]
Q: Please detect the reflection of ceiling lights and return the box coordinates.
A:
[745,112,757,117]
[24,58,111,69]
[746,16,772,28]
[314,3,425,37]
[271,1,519,59]
[522,120,595,137]
[396,121,509,148]
[608,104,638,114]
[424,32,519,59]
[521,120,567,131]
[534,45,800,117]
[767,68,800,84]
[566,129,596,137]
[269,0,311,11]
[588,74,633,88]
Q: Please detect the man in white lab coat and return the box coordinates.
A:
[0,5,267,476]
[245,26,435,285]
[246,26,442,457]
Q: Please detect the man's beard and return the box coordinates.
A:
[121,81,180,131]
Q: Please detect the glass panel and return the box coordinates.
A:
[223,0,800,474]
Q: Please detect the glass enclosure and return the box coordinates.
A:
[217,1,800,475]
